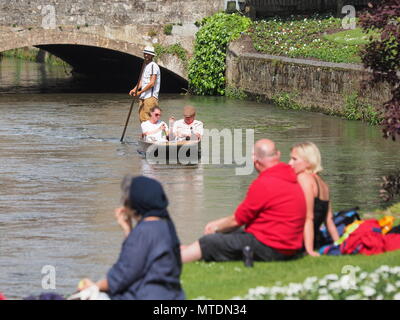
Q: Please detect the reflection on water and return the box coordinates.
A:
[0,57,399,299]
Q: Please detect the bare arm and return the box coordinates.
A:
[204,215,241,235]
[326,201,340,242]
[297,173,320,257]
[143,123,167,136]
[129,80,142,96]
[96,279,109,292]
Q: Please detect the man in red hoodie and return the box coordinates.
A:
[181,139,306,263]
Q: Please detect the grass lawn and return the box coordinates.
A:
[182,203,400,299]
[182,250,400,299]
[248,15,377,64]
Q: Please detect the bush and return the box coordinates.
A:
[271,92,303,110]
[188,12,251,96]
[343,93,382,125]
[164,24,173,35]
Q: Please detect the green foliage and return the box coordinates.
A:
[2,47,67,66]
[2,48,38,61]
[154,43,188,69]
[163,24,173,35]
[271,92,303,110]
[188,12,252,96]
[249,14,373,63]
[343,93,382,125]
[225,86,248,100]
[148,29,157,37]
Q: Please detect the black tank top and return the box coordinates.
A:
[313,176,329,248]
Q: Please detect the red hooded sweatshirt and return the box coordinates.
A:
[235,162,306,255]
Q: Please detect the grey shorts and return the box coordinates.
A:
[199,230,300,262]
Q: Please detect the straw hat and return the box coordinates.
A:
[143,46,156,56]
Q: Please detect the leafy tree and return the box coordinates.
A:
[359,0,400,141]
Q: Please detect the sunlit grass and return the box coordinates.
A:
[182,251,400,299]
[324,28,379,46]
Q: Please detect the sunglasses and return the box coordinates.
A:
[154,113,161,116]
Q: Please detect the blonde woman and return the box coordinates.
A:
[289,142,339,257]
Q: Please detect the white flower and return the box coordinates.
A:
[319,279,328,287]
[395,281,400,288]
[287,283,303,296]
[394,293,400,300]
[318,288,328,295]
[369,273,380,283]
[249,286,269,297]
[362,286,376,297]
[377,265,390,273]
[284,296,300,300]
[359,272,368,280]
[339,275,356,290]
[318,294,333,300]
[325,274,339,281]
[345,294,362,300]
[386,284,396,293]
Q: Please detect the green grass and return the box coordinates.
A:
[182,251,400,299]
[248,15,376,64]
[324,28,378,46]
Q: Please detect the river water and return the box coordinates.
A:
[0,57,399,299]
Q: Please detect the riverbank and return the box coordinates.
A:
[182,203,400,299]
[225,34,389,125]
[1,47,67,66]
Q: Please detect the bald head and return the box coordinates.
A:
[253,139,280,171]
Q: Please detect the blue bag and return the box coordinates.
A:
[318,207,361,247]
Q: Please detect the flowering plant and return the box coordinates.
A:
[232,265,400,300]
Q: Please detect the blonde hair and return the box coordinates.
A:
[291,142,323,174]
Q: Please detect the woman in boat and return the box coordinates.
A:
[289,142,339,257]
[78,175,185,300]
[141,106,169,142]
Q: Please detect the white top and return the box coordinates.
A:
[141,120,168,142]
[140,61,161,100]
[172,119,204,140]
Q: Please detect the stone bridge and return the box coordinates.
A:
[0,0,225,87]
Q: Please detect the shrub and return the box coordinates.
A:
[343,93,382,125]
[188,12,251,96]
[164,24,173,35]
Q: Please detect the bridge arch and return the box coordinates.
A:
[0,29,188,92]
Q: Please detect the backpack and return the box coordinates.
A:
[318,207,361,247]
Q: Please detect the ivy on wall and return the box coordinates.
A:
[188,12,251,96]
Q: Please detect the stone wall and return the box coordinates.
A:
[226,37,391,114]
[0,0,225,26]
[0,0,226,80]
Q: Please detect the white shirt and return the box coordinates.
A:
[140,61,161,100]
[141,120,168,142]
[172,119,204,140]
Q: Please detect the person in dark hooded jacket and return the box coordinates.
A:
[78,175,185,300]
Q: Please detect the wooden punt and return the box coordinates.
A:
[137,139,201,164]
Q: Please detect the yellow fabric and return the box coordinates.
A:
[379,216,394,234]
